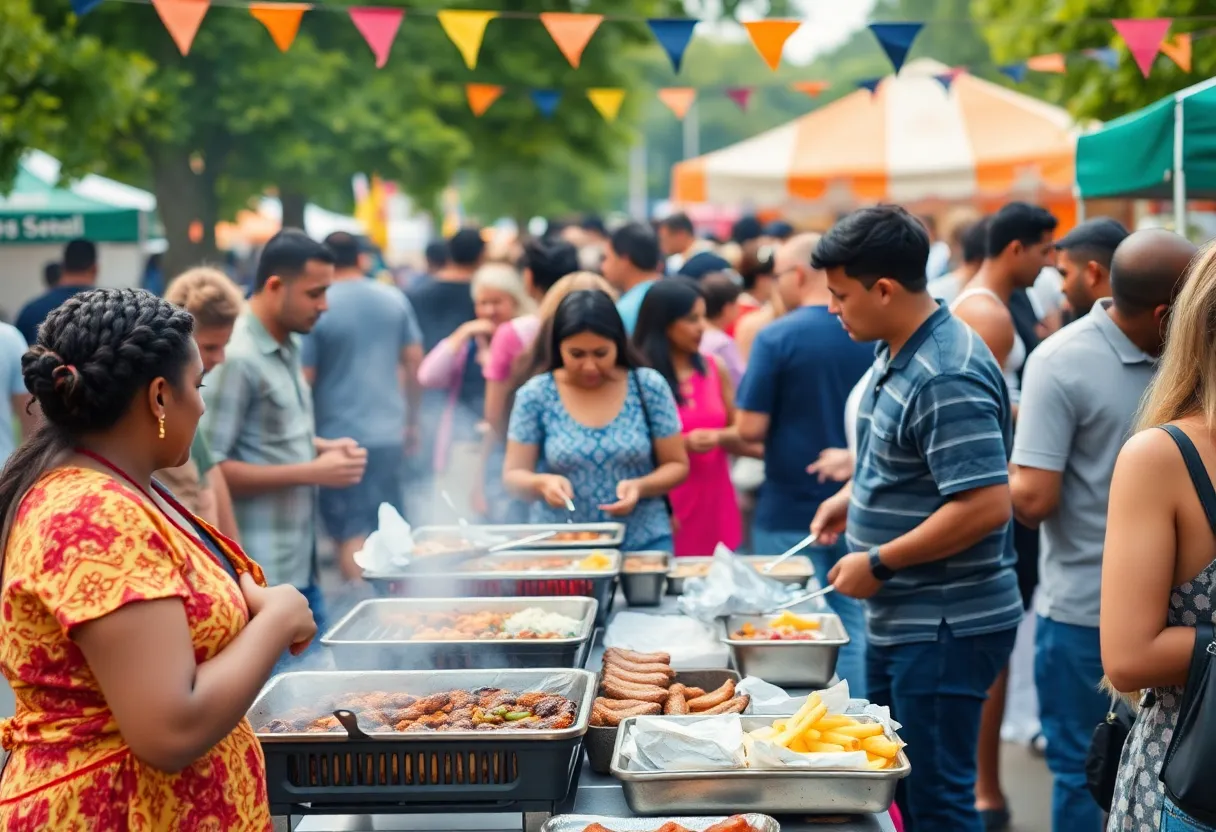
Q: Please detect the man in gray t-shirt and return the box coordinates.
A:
[1009,228,1195,832]
[302,233,422,583]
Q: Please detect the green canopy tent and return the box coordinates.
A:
[0,160,154,245]
[1076,77,1216,230]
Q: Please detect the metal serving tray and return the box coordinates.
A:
[252,669,596,813]
[610,714,909,816]
[321,597,598,671]
[665,556,814,595]
[721,613,848,688]
[620,552,671,607]
[414,523,626,550]
[367,550,622,626]
[542,814,780,832]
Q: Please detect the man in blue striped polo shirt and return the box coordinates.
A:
[809,206,1020,832]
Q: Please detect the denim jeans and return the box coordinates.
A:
[750,527,867,700]
[1164,799,1216,832]
[1034,616,1107,832]
[867,622,1017,832]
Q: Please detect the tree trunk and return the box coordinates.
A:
[280,189,307,234]
[153,145,219,282]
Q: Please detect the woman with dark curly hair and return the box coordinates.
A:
[0,288,315,830]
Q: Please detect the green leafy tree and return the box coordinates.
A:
[975,0,1209,121]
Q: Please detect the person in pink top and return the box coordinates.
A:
[633,278,760,556]
[697,272,747,388]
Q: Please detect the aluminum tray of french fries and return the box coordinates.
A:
[609,687,908,815]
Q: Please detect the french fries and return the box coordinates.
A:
[746,693,903,770]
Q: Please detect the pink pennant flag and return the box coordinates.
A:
[349,6,405,68]
[1112,18,1172,78]
[726,87,753,112]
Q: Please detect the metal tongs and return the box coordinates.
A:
[761,532,817,574]
[487,530,557,552]
[764,584,836,612]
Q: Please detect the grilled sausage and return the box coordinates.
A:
[604,647,671,665]
[603,666,671,688]
[664,686,689,715]
[686,680,736,711]
[597,697,658,711]
[592,700,661,726]
[603,656,675,678]
[698,695,750,715]
[601,678,669,704]
[681,687,706,699]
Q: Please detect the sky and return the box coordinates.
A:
[696,0,880,65]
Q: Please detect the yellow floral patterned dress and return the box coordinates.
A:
[0,467,272,831]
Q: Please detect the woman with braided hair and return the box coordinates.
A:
[0,288,315,829]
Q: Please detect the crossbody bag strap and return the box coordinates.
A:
[1159,425,1216,536]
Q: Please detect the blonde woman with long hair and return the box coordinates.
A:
[1102,237,1216,832]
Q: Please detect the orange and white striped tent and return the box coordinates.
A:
[672,59,1079,209]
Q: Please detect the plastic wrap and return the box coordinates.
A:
[676,545,803,623]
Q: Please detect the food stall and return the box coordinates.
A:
[257,525,901,832]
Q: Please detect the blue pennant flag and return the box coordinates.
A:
[71,0,105,15]
[530,89,562,118]
[934,70,962,91]
[647,19,698,74]
[1083,47,1120,70]
[999,63,1028,83]
[858,77,882,95]
[868,22,923,73]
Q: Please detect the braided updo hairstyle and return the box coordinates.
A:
[0,288,195,545]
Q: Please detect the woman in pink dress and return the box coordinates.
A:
[633,278,757,556]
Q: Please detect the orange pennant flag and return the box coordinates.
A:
[657,87,696,120]
[1026,53,1066,73]
[743,20,801,71]
[539,12,603,68]
[791,80,829,98]
[438,10,498,70]
[465,83,504,117]
[150,0,210,55]
[1161,33,1192,72]
[249,3,310,52]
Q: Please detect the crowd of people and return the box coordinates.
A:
[0,200,1212,832]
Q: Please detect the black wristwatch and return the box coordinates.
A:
[868,546,896,581]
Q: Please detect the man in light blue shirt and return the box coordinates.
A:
[603,222,661,335]
[0,323,30,464]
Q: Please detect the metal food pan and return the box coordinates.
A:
[541,814,780,832]
[665,556,814,595]
[584,668,741,775]
[722,613,848,688]
[366,550,621,626]
[251,668,597,742]
[413,523,625,550]
[620,552,671,607]
[610,714,909,816]
[321,597,599,671]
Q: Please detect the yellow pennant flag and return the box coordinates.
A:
[586,88,626,122]
[1161,34,1192,72]
[437,9,498,70]
[249,3,310,52]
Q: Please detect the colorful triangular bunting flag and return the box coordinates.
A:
[1161,33,1192,73]
[530,89,562,118]
[647,19,698,74]
[586,88,626,122]
[1026,53,1066,73]
[71,0,106,16]
[150,0,210,56]
[791,80,829,98]
[1112,18,1173,78]
[539,13,603,69]
[999,63,1028,83]
[726,87,753,111]
[249,3,310,52]
[437,10,498,70]
[868,22,922,73]
[1082,47,1119,70]
[742,20,801,71]
[858,77,882,95]
[465,83,504,117]
[934,68,964,91]
[349,7,405,68]
[657,88,696,120]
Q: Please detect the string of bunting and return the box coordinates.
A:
[75,0,1203,121]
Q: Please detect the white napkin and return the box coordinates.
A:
[353,503,415,573]
[620,715,746,772]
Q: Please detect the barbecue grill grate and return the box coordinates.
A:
[285,747,521,788]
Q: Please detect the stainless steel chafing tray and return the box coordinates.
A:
[320,597,598,671]
[610,714,909,816]
[665,555,814,595]
[721,613,848,688]
[413,523,626,550]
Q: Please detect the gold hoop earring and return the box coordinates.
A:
[158,415,166,440]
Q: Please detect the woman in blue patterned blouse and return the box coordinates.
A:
[504,290,689,552]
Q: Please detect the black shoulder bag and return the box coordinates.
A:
[632,371,673,518]
[1158,424,1216,825]
[1085,694,1140,811]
